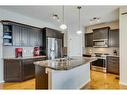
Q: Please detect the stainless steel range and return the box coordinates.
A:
[91,53,109,73]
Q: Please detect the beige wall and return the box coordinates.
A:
[120,7,127,85]
[85,20,119,33]
[84,21,119,55]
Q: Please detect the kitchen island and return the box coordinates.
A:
[34,57,96,89]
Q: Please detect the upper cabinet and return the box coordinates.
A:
[93,27,110,40]
[109,29,119,47]
[85,26,119,48]
[21,27,29,46]
[29,28,42,46]
[2,21,43,47]
[3,25,13,46]
[85,33,93,47]
[13,25,22,46]
[45,28,63,39]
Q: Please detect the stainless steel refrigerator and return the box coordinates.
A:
[47,38,63,59]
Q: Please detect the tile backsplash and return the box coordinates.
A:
[84,47,119,56]
[3,46,34,58]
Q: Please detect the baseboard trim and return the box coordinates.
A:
[119,81,127,86]
[80,79,91,89]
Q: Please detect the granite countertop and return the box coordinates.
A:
[4,55,47,60]
[34,56,97,70]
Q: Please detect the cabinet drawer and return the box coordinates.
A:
[34,58,46,62]
[108,60,118,64]
[22,59,33,63]
[108,62,119,67]
[108,56,119,59]
[107,65,119,74]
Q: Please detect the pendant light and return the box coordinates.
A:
[76,6,82,34]
[60,6,67,30]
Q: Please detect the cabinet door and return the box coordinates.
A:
[4,60,22,82]
[13,25,21,46]
[109,29,119,47]
[29,28,42,46]
[29,28,35,46]
[22,59,35,80]
[85,33,93,47]
[38,31,43,46]
[36,30,40,46]
[107,56,119,75]
[21,27,28,46]
[93,27,109,40]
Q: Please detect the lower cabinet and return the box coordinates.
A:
[4,60,22,81]
[4,57,46,82]
[107,56,119,75]
[22,59,35,80]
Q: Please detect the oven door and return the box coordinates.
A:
[91,58,107,72]
[92,59,106,67]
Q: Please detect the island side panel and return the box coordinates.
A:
[51,63,90,89]
[35,65,48,89]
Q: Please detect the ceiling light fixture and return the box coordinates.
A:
[60,6,67,30]
[76,6,82,35]
[52,14,60,22]
[89,17,100,25]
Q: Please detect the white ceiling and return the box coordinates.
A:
[0,6,119,30]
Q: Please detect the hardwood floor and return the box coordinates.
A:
[0,70,127,90]
[0,79,35,89]
[82,70,127,89]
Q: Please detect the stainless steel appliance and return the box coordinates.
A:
[47,38,63,60]
[91,53,108,72]
[93,39,108,48]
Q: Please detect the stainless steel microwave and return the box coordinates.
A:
[93,39,108,48]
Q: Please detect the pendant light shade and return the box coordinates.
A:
[76,6,82,34]
[60,24,67,30]
[76,30,82,34]
[60,6,67,30]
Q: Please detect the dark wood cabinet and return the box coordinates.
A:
[2,20,43,47]
[35,65,48,89]
[107,56,119,75]
[44,27,63,39]
[85,33,93,47]
[4,60,22,81]
[22,59,35,80]
[109,29,119,47]
[4,57,46,82]
[93,27,110,40]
